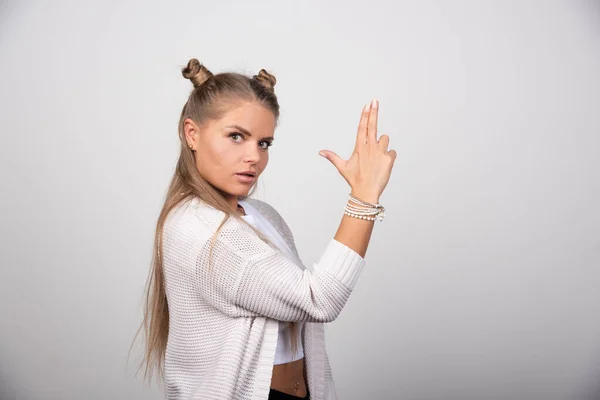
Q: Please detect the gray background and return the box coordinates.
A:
[1,1,599,399]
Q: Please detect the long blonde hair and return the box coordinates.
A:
[130,58,299,383]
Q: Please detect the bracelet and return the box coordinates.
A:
[348,193,383,208]
[344,193,386,222]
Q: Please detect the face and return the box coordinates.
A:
[184,101,276,209]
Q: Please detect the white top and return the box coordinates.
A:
[239,199,305,365]
[162,196,365,399]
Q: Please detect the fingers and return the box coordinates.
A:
[378,133,396,162]
[367,99,379,143]
[354,103,371,153]
[318,150,344,171]
[378,134,396,164]
[378,134,389,151]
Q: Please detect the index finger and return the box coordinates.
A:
[367,99,379,142]
[354,102,371,152]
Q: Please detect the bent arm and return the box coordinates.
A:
[195,216,365,322]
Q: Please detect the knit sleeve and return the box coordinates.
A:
[194,213,365,322]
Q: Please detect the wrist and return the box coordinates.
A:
[349,191,380,205]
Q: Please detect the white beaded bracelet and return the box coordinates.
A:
[344,193,386,222]
[348,193,383,208]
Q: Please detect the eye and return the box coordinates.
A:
[229,132,273,150]
[229,133,243,142]
[259,141,273,150]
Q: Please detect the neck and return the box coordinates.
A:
[224,194,245,216]
[236,203,246,216]
[232,198,245,216]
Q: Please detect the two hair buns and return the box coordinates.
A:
[182,58,276,91]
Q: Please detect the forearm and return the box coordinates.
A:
[333,192,379,258]
[333,215,374,258]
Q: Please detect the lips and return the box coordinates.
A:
[235,173,257,184]
[236,171,256,177]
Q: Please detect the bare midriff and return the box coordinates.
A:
[270,357,308,398]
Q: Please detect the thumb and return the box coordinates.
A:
[319,150,344,171]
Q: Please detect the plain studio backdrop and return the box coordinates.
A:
[1,1,599,399]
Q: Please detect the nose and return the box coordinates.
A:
[242,143,261,164]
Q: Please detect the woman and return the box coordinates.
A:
[136,58,396,400]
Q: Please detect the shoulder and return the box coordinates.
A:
[164,196,214,228]
[163,197,273,259]
[163,197,243,242]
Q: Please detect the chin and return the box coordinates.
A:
[230,186,253,197]
[219,177,259,198]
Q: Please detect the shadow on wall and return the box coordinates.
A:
[579,358,600,400]
[584,384,600,400]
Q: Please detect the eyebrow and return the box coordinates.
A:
[226,125,274,141]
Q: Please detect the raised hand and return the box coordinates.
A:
[319,99,397,203]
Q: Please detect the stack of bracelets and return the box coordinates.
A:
[344,193,386,222]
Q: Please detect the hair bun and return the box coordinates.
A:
[182,58,213,88]
[254,69,276,91]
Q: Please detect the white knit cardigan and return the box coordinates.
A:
[161,196,365,399]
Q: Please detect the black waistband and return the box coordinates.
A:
[268,387,310,400]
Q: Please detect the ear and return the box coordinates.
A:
[183,118,200,147]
